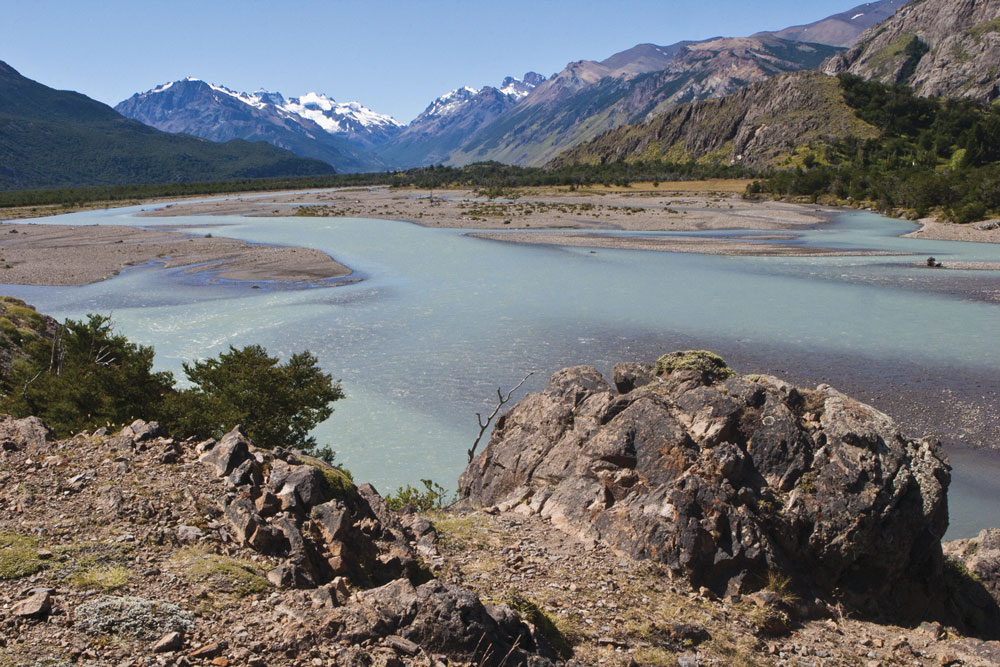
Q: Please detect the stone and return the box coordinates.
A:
[199,426,252,477]
[385,635,420,656]
[188,641,226,660]
[279,465,328,509]
[175,525,204,543]
[12,590,51,618]
[312,499,350,545]
[460,358,952,623]
[0,415,54,452]
[224,497,261,545]
[612,362,654,394]
[125,419,166,442]
[255,491,281,517]
[153,631,185,653]
[227,458,263,488]
[943,528,1000,605]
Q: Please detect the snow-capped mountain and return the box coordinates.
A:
[282,92,401,146]
[373,73,547,167]
[420,86,480,118]
[114,78,400,172]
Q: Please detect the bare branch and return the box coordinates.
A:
[22,370,43,398]
[468,371,533,463]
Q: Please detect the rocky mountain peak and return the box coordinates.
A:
[823,0,1000,102]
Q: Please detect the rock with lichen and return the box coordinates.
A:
[459,351,973,631]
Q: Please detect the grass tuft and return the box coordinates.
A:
[0,532,43,580]
[171,546,268,597]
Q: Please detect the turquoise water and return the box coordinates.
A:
[3,203,999,537]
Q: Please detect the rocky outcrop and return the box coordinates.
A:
[550,72,880,168]
[824,0,1000,103]
[189,426,554,665]
[944,528,1000,606]
[0,414,554,666]
[0,414,53,452]
[460,352,966,628]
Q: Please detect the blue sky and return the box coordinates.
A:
[4,0,865,123]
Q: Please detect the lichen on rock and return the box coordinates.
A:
[459,352,985,633]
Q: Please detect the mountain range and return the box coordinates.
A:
[112,0,911,173]
[555,0,1000,169]
[0,62,332,191]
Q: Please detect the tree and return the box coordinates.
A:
[163,344,343,450]
[1,314,174,436]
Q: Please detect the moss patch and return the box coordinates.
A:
[69,565,130,591]
[654,350,736,381]
[301,456,357,499]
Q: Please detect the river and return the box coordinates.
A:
[3,202,999,538]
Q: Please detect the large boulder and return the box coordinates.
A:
[0,415,54,452]
[460,354,952,623]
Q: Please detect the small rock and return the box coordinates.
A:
[153,631,184,653]
[189,641,226,659]
[385,635,420,656]
[175,525,204,543]
[12,590,51,618]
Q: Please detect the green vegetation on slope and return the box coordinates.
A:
[0,61,333,191]
[550,72,880,169]
[749,74,1000,222]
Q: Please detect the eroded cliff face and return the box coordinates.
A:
[824,0,1000,102]
[460,353,997,635]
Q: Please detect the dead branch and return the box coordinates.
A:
[468,371,533,463]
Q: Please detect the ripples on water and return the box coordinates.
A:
[3,205,999,538]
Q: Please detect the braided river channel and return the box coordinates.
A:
[4,201,999,538]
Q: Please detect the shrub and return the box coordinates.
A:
[0,314,174,437]
[386,479,449,512]
[162,344,343,450]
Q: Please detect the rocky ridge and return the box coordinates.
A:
[4,351,1000,664]
[823,0,1000,102]
[549,71,879,168]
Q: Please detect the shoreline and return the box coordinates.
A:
[2,185,1000,288]
[0,222,351,287]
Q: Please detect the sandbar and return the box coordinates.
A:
[469,231,903,257]
[0,223,350,286]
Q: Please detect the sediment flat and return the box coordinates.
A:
[139,186,830,233]
[4,186,999,286]
[904,218,1000,243]
[0,223,350,286]
[469,231,904,257]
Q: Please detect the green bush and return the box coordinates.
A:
[0,314,174,436]
[162,344,343,451]
[386,479,449,512]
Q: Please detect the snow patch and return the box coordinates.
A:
[851,12,865,20]
[282,92,401,134]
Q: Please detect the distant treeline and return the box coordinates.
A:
[749,75,1000,222]
[0,161,759,210]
